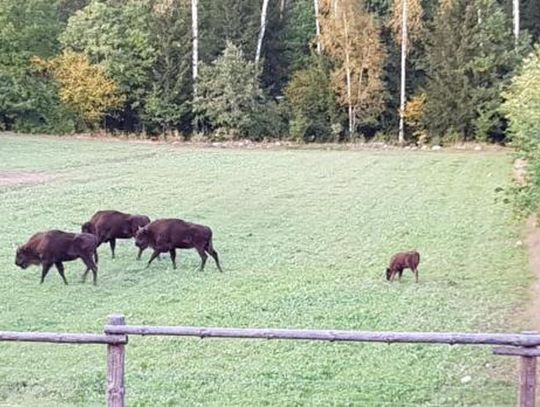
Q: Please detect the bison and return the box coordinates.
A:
[386,251,420,283]
[82,210,151,259]
[15,230,99,285]
[135,218,223,272]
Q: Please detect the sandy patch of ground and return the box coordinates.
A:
[0,171,55,187]
[525,217,540,330]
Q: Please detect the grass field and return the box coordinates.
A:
[0,133,532,406]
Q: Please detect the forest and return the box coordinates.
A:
[0,0,539,145]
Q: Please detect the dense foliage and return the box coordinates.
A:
[502,46,540,214]
[0,0,537,142]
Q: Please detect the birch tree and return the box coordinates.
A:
[320,0,385,137]
[255,0,270,63]
[513,0,519,44]
[192,0,199,91]
[389,0,423,143]
[314,0,322,54]
[280,0,287,20]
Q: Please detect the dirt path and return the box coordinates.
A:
[0,171,55,187]
[525,216,540,330]
[515,158,540,330]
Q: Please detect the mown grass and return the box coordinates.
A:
[0,133,531,406]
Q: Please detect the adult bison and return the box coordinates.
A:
[15,230,99,285]
[82,210,151,259]
[135,218,223,272]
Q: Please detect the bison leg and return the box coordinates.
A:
[390,270,398,282]
[398,270,403,280]
[136,247,144,260]
[81,255,98,285]
[147,250,161,268]
[207,248,223,272]
[109,239,116,259]
[40,262,53,284]
[414,268,419,283]
[55,262,68,285]
[169,249,177,270]
[94,250,99,264]
[196,247,208,272]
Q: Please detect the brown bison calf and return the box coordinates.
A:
[82,210,151,259]
[386,251,420,283]
[135,218,223,272]
[15,230,99,285]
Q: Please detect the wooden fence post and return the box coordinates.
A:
[520,331,538,407]
[106,315,126,407]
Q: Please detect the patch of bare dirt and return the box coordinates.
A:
[525,216,540,330]
[0,171,56,187]
[514,158,528,186]
[514,158,540,330]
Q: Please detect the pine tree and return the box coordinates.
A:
[424,0,517,141]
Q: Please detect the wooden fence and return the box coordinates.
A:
[1,314,539,407]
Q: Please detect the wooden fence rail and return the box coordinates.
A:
[0,331,126,345]
[104,324,540,346]
[1,314,539,407]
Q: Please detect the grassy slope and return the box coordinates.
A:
[0,134,530,406]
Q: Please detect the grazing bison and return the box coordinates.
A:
[386,251,421,283]
[135,218,223,272]
[15,230,99,285]
[82,210,151,259]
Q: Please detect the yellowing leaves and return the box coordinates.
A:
[389,0,424,46]
[319,0,385,133]
[33,51,124,128]
[404,93,426,127]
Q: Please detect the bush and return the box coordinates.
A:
[501,46,540,215]
[284,61,341,142]
[193,42,284,139]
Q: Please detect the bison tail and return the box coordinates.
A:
[94,249,99,264]
[413,251,421,267]
[205,236,214,253]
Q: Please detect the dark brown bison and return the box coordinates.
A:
[135,218,223,272]
[15,230,99,285]
[82,210,151,259]
[386,251,420,283]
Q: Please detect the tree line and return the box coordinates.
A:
[0,0,539,143]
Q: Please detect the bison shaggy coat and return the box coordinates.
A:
[135,218,223,272]
[15,230,99,285]
[82,210,150,259]
[386,251,421,283]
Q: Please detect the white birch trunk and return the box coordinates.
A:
[513,0,520,45]
[398,0,408,144]
[256,0,270,63]
[280,0,287,20]
[314,0,322,54]
[343,13,353,136]
[346,65,353,136]
[192,0,199,94]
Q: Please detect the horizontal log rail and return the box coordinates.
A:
[494,347,540,357]
[0,331,127,345]
[104,325,540,347]
[2,316,539,407]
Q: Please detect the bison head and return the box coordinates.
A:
[81,222,95,235]
[134,226,151,259]
[129,215,151,237]
[15,246,40,269]
[385,267,392,281]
